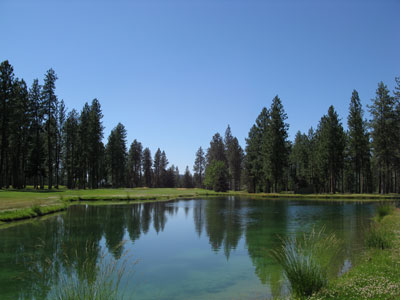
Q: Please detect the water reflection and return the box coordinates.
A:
[0,198,377,300]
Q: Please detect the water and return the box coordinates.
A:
[0,197,376,299]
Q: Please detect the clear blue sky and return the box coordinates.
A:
[2,0,399,173]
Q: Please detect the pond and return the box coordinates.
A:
[0,197,377,299]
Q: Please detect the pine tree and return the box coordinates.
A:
[160,151,169,187]
[206,133,226,165]
[142,147,152,187]
[315,106,346,193]
[127,139,143,187]
[369,82,397,193]
[88,99,104,188]
[204,160,228,192]
[9,78,30,188]
[42,68,58,189]
[244,107,269,193]
[28,79,45,189]
[106,123,127,188]
[183,166,193,188]
[153,148,162,187]
[224,125,243,190]
[63,110,80,189]
[193,146,206,188]
[262,96,289,192]
[78,103,91,188]
[175,166,180,188]
[0,60,15,188]
[54,99,65,188]
[347,90,370,193]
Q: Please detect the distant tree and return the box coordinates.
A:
[289,131,309,190]
[204,160,228,192]
[127,139,143,187]
[63,110,80,188]
[106,123,127,187]
[153,148,162,188]
[54,99,66,188]
[175,166,181,188]
[244,107,270,193]
[160,151,169,187]
[88,99,104,188]
[142,147,152,187]
[193,146,206,187]
[369,82,397,194]
[9,78,30,188]
[164,165,176,188]
[262,96,289,193]
[78,103,90,188]
[42,68,58,189]
[227,137,243,191]
[206,133,226,165]
[224,125,244,190]
[315,106,346,193]
[27,79,45,189]
[183,166,193,188]
[347,90,370,193]
[0,60,14,188]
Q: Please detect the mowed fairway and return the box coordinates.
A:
[0,188,216,211]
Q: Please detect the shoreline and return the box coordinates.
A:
[1,188,399,225]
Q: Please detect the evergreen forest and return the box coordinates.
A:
[1,60,400,194]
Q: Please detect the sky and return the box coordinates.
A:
[1,0,400,173]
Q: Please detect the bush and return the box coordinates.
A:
[271,227,340,299]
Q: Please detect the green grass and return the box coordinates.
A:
[310,208,400,300]
[0,188,223,223]
[0,203,67,222]
[272,228,340,299]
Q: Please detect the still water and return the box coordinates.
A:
[0,197,376,299]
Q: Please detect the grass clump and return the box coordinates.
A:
[48,242,133,300]
[271,227,340,299]
[31,203,43,216]
[376,203,395,221]
[365,221,394,249]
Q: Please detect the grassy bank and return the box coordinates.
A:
[309,207,400,300]
[0,188,223,223]
[1,187,399,224]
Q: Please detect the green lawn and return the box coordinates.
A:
[0,187,220,211]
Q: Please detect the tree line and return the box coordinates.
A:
[0,60,194,189]
[196,79,400,194]
[2,60,400,194]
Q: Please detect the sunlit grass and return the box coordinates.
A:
[271,227,340,298]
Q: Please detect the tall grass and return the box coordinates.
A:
[271,227,340,298]
[48,241,134,300]
[376,203,395,221]
[365,203,396,249]
[365,222,394,249]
